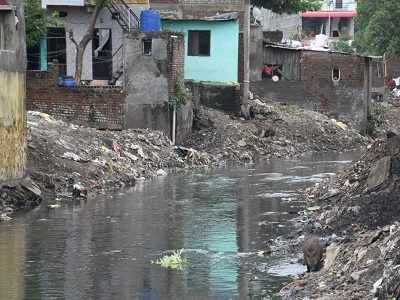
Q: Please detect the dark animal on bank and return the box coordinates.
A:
[303,235,324,272]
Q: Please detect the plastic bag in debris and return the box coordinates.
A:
[62,152,83,162]
[336,122,348,130]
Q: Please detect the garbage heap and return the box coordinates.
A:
[185,99,368,163]
[24,112,214,202]
[309,133,400,232]
[284,134,400,299]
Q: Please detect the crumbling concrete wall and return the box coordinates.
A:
[151,0,243,18]
[123,31,191,139]
[250,25,263,82]
[0,0,27,181]
[186,81,241,114]
[255,7,301,40]
[251,80,306,105]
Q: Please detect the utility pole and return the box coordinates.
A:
[241,0,250,119]
[328,0,333,37]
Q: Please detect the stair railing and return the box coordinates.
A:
[108,0,140,32]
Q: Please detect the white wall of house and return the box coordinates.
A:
[255,7,301,40]
[321,0,357,10]
[48,6,125,81]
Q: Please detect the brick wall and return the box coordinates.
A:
[252,48,369,132]
[167,34,185,97]
[301,51,368,132]
[27,65,126,130]
[302,51,365,112]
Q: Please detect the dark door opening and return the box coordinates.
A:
[48,27,66,76]
[92,28,112,81]
[27,44,40,71]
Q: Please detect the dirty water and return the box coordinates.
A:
[0,152,360,300]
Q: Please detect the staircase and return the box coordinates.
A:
[107,0,140,32]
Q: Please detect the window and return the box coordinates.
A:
[0,10,14,50]
[188,30,211,56]
[332,66,341,82]
[335,0,343,9]
[143,39,152,56]
[376,62,382,78]
[0,23,3,50]
[59,11,68,18]
[0,13,6,50]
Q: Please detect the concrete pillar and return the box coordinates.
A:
[241,0,251,118]
[250,25,263,82]
[40,38,48,71]
[349,18,355,38]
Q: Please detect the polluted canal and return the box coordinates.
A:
[0,152,359,300]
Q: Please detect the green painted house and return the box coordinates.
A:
[162,13,240,83]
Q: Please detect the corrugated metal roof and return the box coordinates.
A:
[161,11,239,21]
[264,42,381,59]
[300,10,357,18]
[0,0,14,11]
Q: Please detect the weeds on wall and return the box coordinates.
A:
[169,75,190,110]
[367,102,388,136]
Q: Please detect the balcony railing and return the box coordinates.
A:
[41,0,85,8]
[321,0,356,11]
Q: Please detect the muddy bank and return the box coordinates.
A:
[0,111,215,220]
[184,99,368,163]
[281,129,400,298]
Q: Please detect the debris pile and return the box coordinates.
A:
[282,132,400,299]
[27,112,215,199]
[304,134,400,232]
[185,100,368,162]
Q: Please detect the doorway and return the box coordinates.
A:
[92,28,112,81]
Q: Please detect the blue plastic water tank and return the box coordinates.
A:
[140,9,161,32]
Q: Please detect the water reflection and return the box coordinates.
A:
[0,222,25,300]
[0,151,359,300]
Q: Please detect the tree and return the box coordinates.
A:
[69,0,110,84]
[331,35,354,54]
[24,0,59,48]
[355,0,400,56]
[250,0,321,13]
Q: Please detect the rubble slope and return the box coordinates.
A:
[184,99,368,162]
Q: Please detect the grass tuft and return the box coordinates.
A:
[152,249,187,270]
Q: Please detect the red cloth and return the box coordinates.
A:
[263,66,273,75]
[388,79,396,90]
